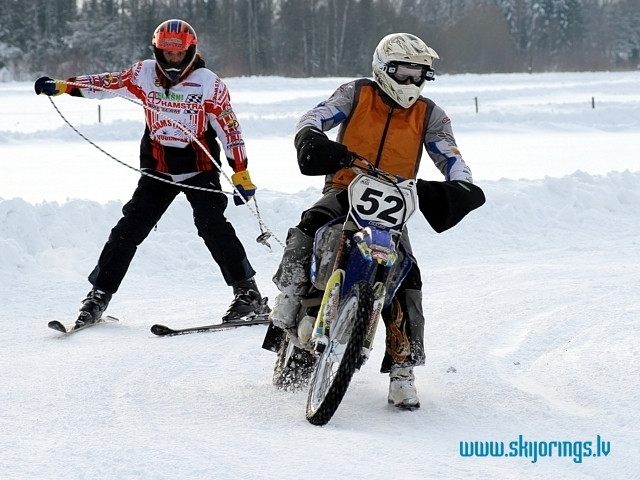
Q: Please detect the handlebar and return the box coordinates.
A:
[349,153,405,185]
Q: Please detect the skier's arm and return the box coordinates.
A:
[204,76,255,205]
[205,77,248,172]
[34,63,143,101]
[34,77,74,97]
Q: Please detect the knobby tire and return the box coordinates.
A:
[273,333,315,391]
[306,281,373,426]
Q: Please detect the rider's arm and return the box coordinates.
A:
[295,81,356,134]
[294,126,352,176]
[418,104,484,232]
[423,104,473,183]
[294,81,357,175]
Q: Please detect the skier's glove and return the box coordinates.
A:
[232,170,256,206]
[34,76,69,96]
[294,127,352,176]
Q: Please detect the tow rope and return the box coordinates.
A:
[46,80,283,250]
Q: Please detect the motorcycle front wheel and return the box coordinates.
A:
[306,281,373,426]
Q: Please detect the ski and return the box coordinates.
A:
[151,315,270,337]
[48,315,119,334]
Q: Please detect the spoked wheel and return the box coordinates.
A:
[306,281,373,426]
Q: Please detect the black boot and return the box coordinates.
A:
[76,288,112,327]
[222,278,270,323]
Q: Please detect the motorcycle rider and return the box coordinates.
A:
[270,33,485,409]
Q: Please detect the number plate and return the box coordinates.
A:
[348,174,417,231]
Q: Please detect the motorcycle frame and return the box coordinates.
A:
[310,171,416,358]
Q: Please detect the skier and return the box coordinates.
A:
[270,33,485,409]
[34,19,269,327]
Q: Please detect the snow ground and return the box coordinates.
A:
[1,71,639,479]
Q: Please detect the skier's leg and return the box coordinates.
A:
[185,171,256,285]
[80,174,177,324]
[88,174,177,293]
[184,172,267,321]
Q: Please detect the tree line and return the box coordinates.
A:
[0,0,638,81]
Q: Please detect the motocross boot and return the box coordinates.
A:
[388,366,420,409]
[270,227,314,333]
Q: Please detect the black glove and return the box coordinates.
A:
[34,76,68,96]
[416,180,485,233]
[294,126,352,176]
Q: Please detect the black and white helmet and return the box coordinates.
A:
[372,33,439,108]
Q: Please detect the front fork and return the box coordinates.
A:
[310,268,386,364]
[310,224,395,357]
[360,283,386,366]
[311,269,343,353]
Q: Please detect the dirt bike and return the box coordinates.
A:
[262,156,418,426]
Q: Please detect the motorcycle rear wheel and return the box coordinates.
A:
[273,331,316,391]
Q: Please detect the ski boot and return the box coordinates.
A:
[222,277,270,323]
[76,288,112,327]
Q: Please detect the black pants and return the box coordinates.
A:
[88,171,255,293]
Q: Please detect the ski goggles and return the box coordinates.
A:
[386,62,435,85]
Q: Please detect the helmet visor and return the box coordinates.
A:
[155,31,196,51]
[387,62,435,85]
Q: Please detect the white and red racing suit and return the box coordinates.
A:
[68,57,247,179]
[67,57,257,293]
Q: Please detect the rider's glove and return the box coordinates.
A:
[34,76,70,96]
[339,152,355,168]
[416,179,486,233]
[294,126,351,176]
[232,169,256,206]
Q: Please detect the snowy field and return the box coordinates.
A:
[1,71,639,479]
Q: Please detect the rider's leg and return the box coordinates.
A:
[270,189,347,338]
[381,264,425,409]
